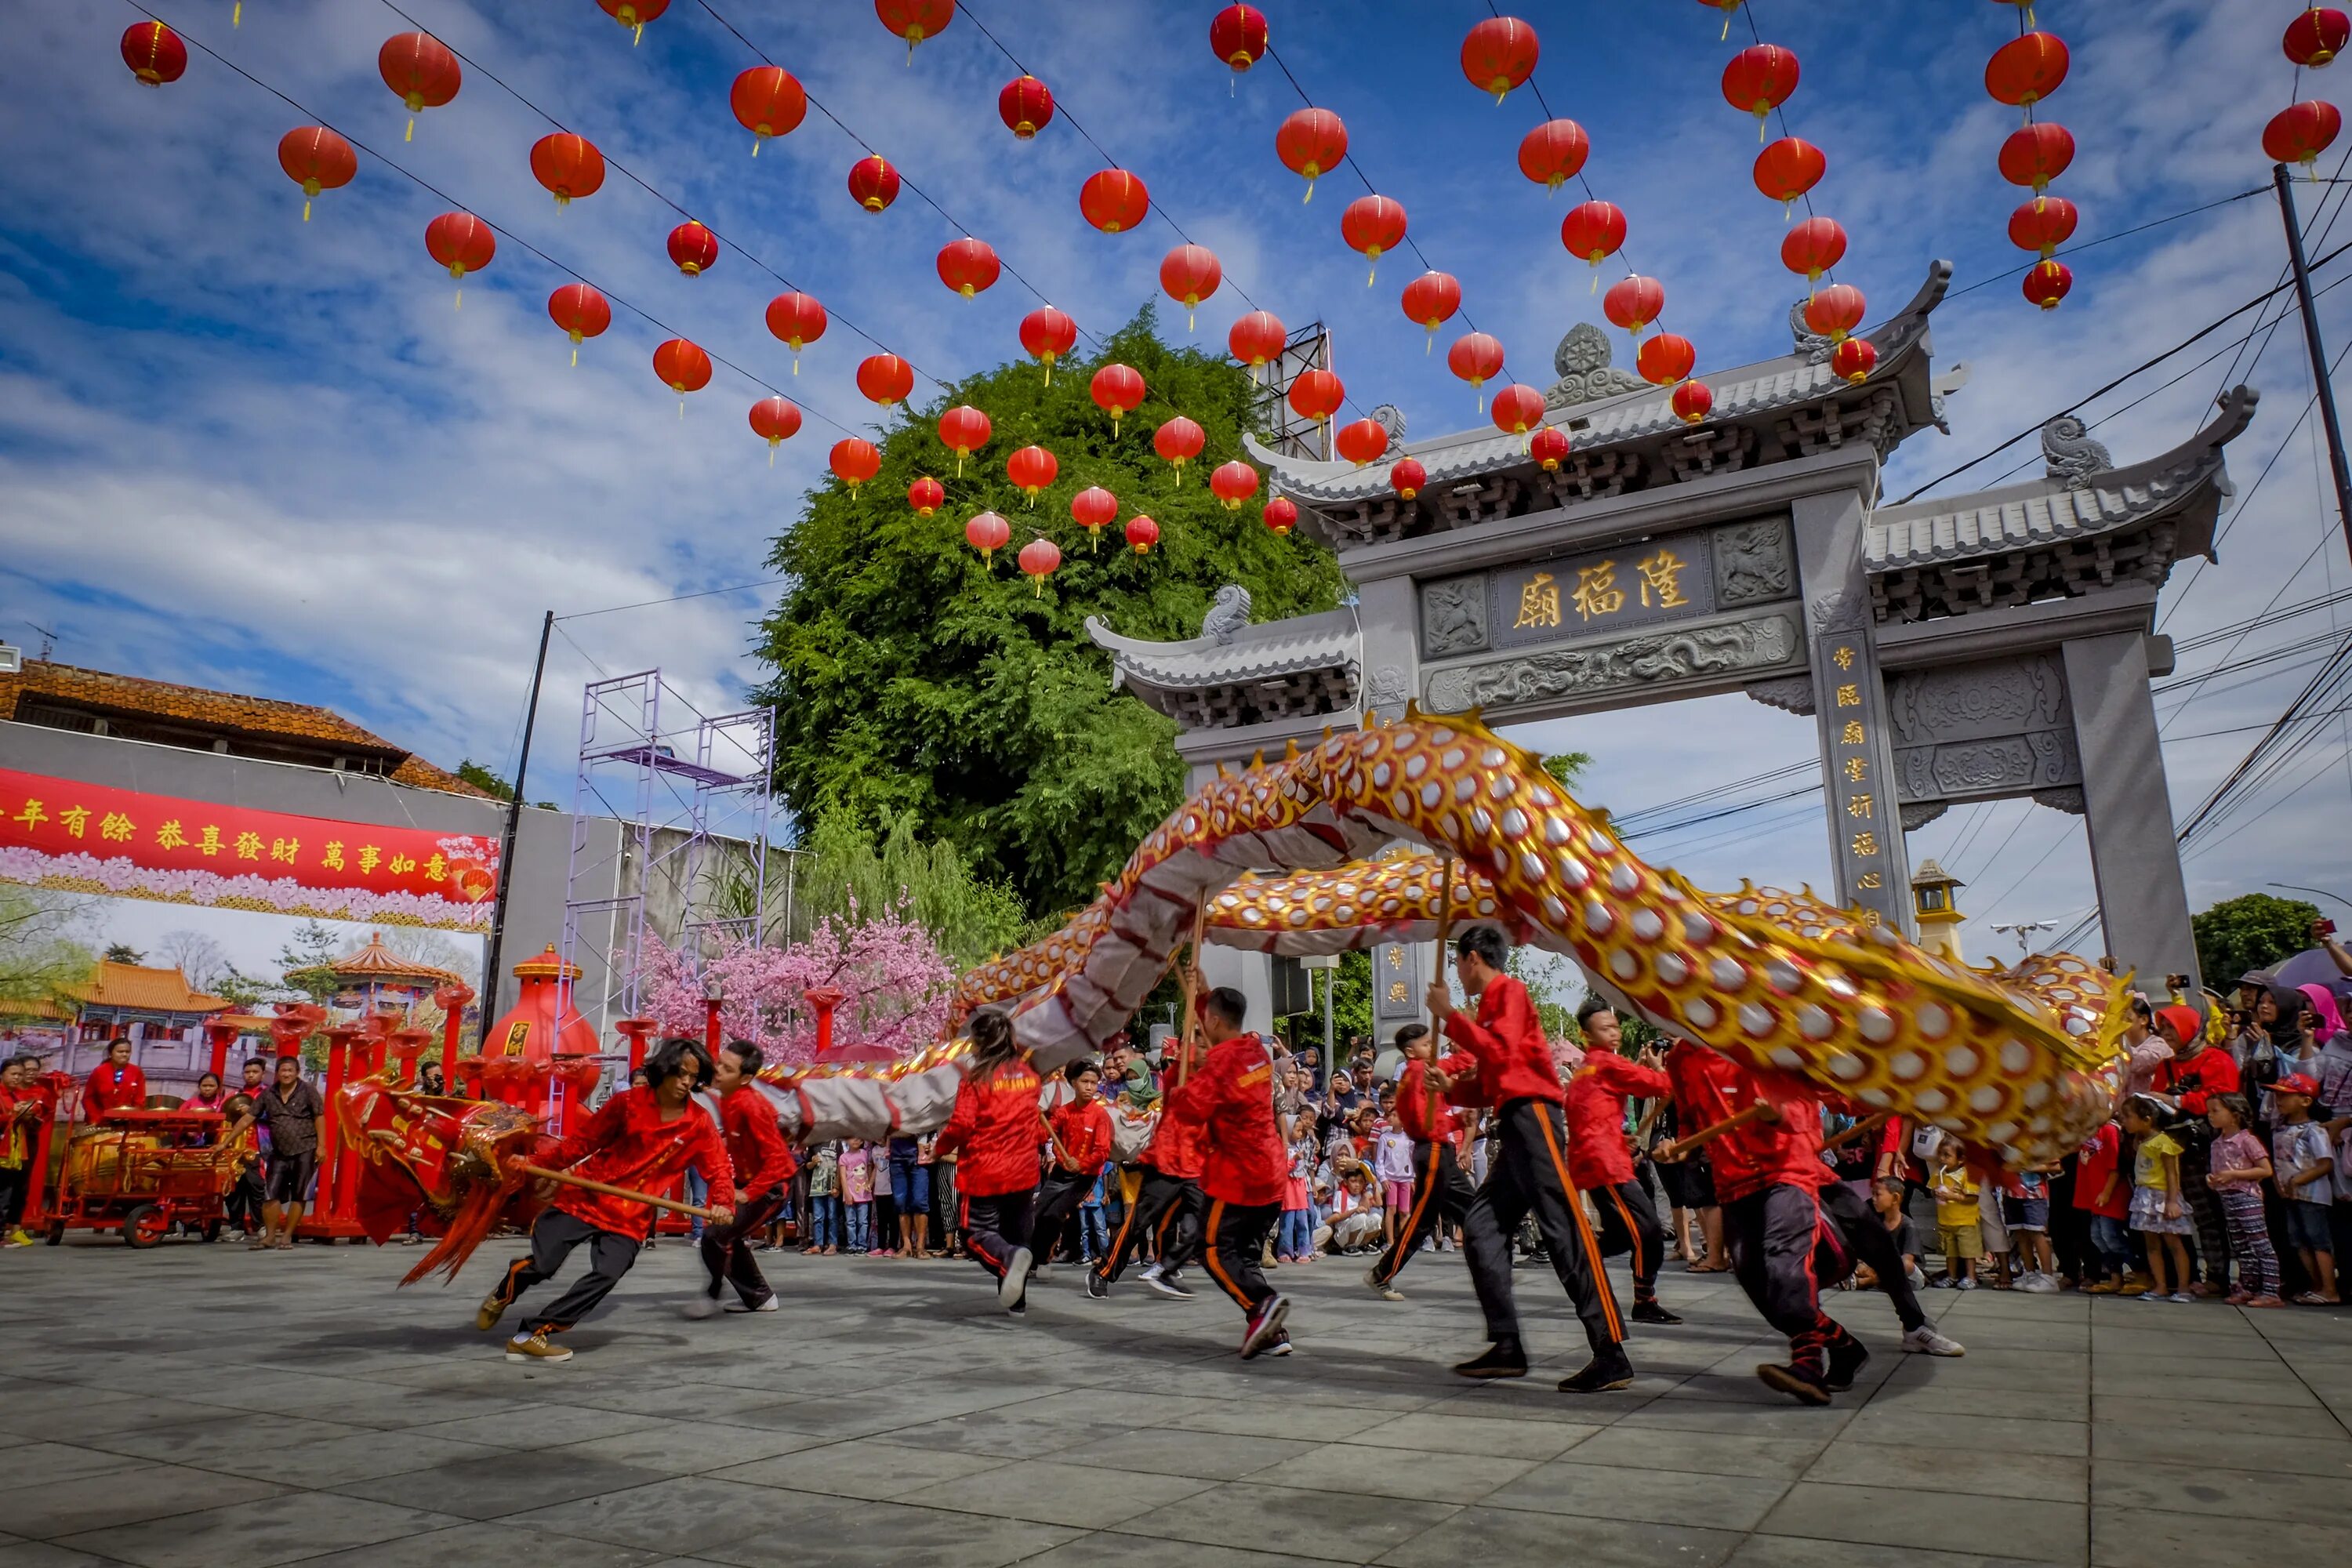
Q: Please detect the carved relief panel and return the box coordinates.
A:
[1886,652,2083,807]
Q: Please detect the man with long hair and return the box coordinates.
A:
[687,1039,796,1318]
[932,1007,1046,1316]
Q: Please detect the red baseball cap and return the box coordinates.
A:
[2273,1072,2320,1098]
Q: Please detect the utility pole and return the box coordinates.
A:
[479,610,555,1015]
[2275,163,2352,565]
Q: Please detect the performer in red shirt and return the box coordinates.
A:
[81,1038,147,1122]
[1091,1038,1208,1301]
[1564,1000,1682,1325]
[1364,1023,1477,1299]
[477,1037,735,1363]
[2150,1002,2238,1290]
[1434,926,1634,1395]
[1031,1059,1112,1265]
[687,1039,797,1319]
[933,1007,1048,1316]
[1166,985,1293,1359]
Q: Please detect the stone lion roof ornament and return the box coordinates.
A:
[1547,321,1644,408]
[2041,414,2114,489]
[1201,583,1253,644]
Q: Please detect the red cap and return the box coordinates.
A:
[2273,1072,2320,1098]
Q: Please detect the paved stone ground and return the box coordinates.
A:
[2,1234,2349,1567]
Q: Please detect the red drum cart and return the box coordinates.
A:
[45,1109,250,1247]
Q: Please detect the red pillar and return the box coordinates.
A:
[18,1072,71,1229]
[434,982,474,1090]
[615,1017,656,1077]
[702,997,725,1055]
[319,1025,361,1234]
[804,986,847,1059]
[202,1019,238,1080]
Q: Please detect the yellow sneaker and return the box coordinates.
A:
[475,1259,527,1331]
[505,1329,572,1363]
[5,1229,34,1247]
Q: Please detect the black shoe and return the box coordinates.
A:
[1755,1361,1834,1406]
[1631,1298,1683,1326]
[1824,1338,1871,1392]
[1453,1340,1529,1380]
[1144,1267,1195,1301]
[1085,1271,1109,1300]
[1558,1353,1635,1394]
[1240,1294,1291,1359]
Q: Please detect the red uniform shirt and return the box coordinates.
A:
[1564,1051,1671,1191]
[1141,1092,1206,1181]
[2073,1123,2129,1218]
[1049,1098,1112,1178]
[718,1085,796,1195]
[1442,974,1563,1107]
[2154,1045,2240,1114]
[1167,1032,1287,1207]
[933,1058,1045,1196]
[543,1085,733,1238]
[1396,1056,1473,1143]
[82,1062,148,1120]
[1664,1041,1828,1204]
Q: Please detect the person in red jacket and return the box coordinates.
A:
[2151,1002,2238,1290]
[1434,926,1634,1395]
[1091,1041,1209,1301]
[1167,985,1294,1359]
[1032,1059,1111,1265]
[1364,1023,1477,1299]
[932,1007,1047,1316]
[81,1037,147,1123]
[1564,1000,1682,1325]
[477,1037,735,1363]
[687,1039,797,1319]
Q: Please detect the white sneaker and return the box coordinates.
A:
[2018,1272,2059,1294]
[1906,1263,1928,1289]
[999,1247,1034,1311]
[1955,1277,1977,1290]
[724,1297,779,1313]
[1363,1268,1404,1302]
[1900,1325,1965,1357]
[681,1296,721,1320]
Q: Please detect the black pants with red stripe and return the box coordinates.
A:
[1094,1168,1201,1283]
[960,1188,1036,1281]
[1029,1170,1093,1263]
[1370,1139,1475,1287]
[1722,1182,1860,1376]
[699,1186,787,1307]
[1203,1197,1280,1317]
[1817,1179,1927,1333]
[1589,1178,1666,1304]
[1463,1098,1628,1356]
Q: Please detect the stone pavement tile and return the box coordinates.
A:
[54,1491,459,1568]
[2091,1325,2277,1363]
[1244,1443,1540,1505]
[1757,1483,2087,1564]
[1374,1504,1741,1568]
[1160,1403,1403,1443]
[1439,1374,1669,1419]
[1613,1397,1859,1439]
[78,1411,372,1470]
[1725,1537,2053,1568]
[727,1382,1051,1440]
[1882,1353,2087,1395]
[1018,1536,1334,1568]
[199,1430,511,1489]
[548,1418,833,1476]
[332,1450,670,1521]
[1112,1481,1457,1565]
[0,1443,151,1490]
[1059,1426,1315,1481]
[401,1403,673,1450]
[881,1409,1129,1461]
[1805,1438,2089,1502]
[269,1383,537,1431]
[0,1544,124,1568]
[0,1465,285,1539]
[2088,1393,2345,1439]
[0,1396,234,1443]
[699,1501,1078,1568]
[713,1437,1007,1501]
[2091,1457,2352,1527]
[915,1457,1216,1528]
[2083,1298,2251,1336]
[569,1383,815,1424]
[507,1475,838,1555]
[1558,1423,1831,1480]
[2087,1422,2352,1476]
[1484,1460,1791,1531]
[281,1521,665,1568]
[1841,1406,2086,1456]
[2092,1505,2345,1568]
[1863,1381,2089,1422]
[2088,1367,2320,1406]
[1346,1410,1594,1461]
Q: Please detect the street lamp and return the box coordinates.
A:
[2268,881,2352,913]
[1988,920,2059,956]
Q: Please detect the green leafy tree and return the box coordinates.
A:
[757,304,1347,916]
[2192,892,2321,986]
[1,887,96,1017]
[102,942,143,964]
[276,919,343,1004]
[789,808,1034,968]
[456,759,514,800]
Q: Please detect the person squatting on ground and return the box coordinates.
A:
[1090,1034,1210,1301]
[1563,999,1682,1326]
[931,1007,1045,1316]
[1363,1023,1477,1301]
[687,1039,797,1318]
[1164,984,1294,1359]
[1436,925,1637,1396]
[1031,1059,1112,1264]
[477,1037,735,1363]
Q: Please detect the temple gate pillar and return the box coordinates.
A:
[2061,630,2201,989]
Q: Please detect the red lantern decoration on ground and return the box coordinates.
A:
[1518,119,1589,192]
[1400,271,1462,350]
[1672,380,1714,424]
[1091,363,1146,434]
[856,354,915,409]
[547,283,610,365]
[1020,307,1079,383]
[1560,199,1628,285]
[531,132,604,206]
[1490,384,1546,441]
[1072,485,1118,549]
[2023,259,2073,310]
[1007,445,1059,504]
[1125,514,1160,554]
[749,397,803,464]
[379,32,460,142]
[732,66,807,154]
[1229,309,1288,368]
[669,221,720,277]
[1080,169,1150,233]
[1210,5,1270,74]
[1335,418,1389,467]
[423,212,494,307]
[938,405,992,474]
[1262,497,1298,535]
[1999,123,2074,191]
[1780,216,1847,285]
[598,1,666,45]
[832,438,881,492]
[1986,33,2069,111]
[848,155,900,212]
[278,127,355,221]
[2287,7,2351,67]
[1390,458,1427,500]
[1287,368,1345,429]
[765,291,826,372]
[877,0,953,63]
[937,237,1000,297]
[1803,283,1866,342]
[1210,460,1261,510]
[1449,331,1506,409]
[2009,196,2078,256]
[1754,136,1824,216]
[1153,417,1206,483]
[1636,332,1695,387]
[2267,101,2343,176]
[1160,244,1223,328]
[1461,16,1539,103]
[1341,194,1407,285]
[653,339,712,414]
[1831,339,1877,385]
[1602,274,1666,337]
[965,510,1011,562]
[122,22,187,85]
[1018,537,1062,596]
[909,477,946,517]
[1276,107,1348,201]
[1530,426,1571,471]
[999,75,1054,139]
[1722,44,1800,138]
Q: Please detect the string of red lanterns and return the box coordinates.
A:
[1983,9,2080,310]
[2267,7,2348,180]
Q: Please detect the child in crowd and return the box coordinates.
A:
[1279,1130,1318,1262]
[840,1138,875,1254]
[2270,1073,2339,1304]
[806,1141,840,1255]
[1324,1165,1383,1254]
[2122,1094,2194,1302]
[2074,1116,2135,1292]
[1929,1138,1981,1289]
[1079,1169,1108,1265]
[2204,1093,2283,1308]
[1372,1116,1415,1249]
[1849,1178,1923,1291]
[2005,1163,2059,1293]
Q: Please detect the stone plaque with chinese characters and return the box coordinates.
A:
[1486,528,1718,652]
[1374,940,1422,1022]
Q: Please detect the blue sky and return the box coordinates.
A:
[3,0,2350,973]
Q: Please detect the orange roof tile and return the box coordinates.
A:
[75,961,231,1015]
[328,931,463,985]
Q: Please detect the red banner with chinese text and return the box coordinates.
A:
[0,768,499,931]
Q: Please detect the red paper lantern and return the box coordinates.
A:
[1091,363,1146,434]
[1697,0,1743,42]
[1124,514,1160,554]
[1287,368,1345,426]
[1830,339,1877,385]
[1335,418,1389,467]
[2023,259,2073,310]
[1341,194,1408,284]
[1072,485,1119,548]
[1229,308,1288,368]
[1461,15,1539,103]
[1530,426,1571,471]
[965,510,1011,562]
[1986,32,2069,109]
[1517,118,1590,192]
[1019,307,1079,382]
[1153,416,1206,481]
[832,437,882,492]
[668,221,720,277]
[1080,169,1151,234]
[2267,100,2344,175]
[1560,199,1628,280]
[1754,136,1825,216]
[909,477,946,517]
[423,212,494,307]
[1210,460,1261,510]
[1780,216,1847,283]
[848,155,901,212]
[278,126,355,221]
[1276,107,1348,201]
[1210,5,1270,72]
[1635,332,1695,387]
[121,22,187,85]
[1998,123,2074,194]
[1490,383,1546,437]
[598,1,667,45]
[877,0,953,61]
[1018,536,1062,596]
[2009,195,2078,257]
[1803,282,1866,342]
[732,66,807,154]
[1448,332,1506,407]
[1262,497,1298,535]
[749,396,803,465]
[653,339,712,412]
[1671,380,1714,424]
[1007,445,1059,503]
[1390,457,1427,500]
[1602,274,1666,336]
[1722,44,1800,137]
[379,32,460,141]
[547,283,611,365]
[1400,271,1463,347]
[999,75,1054,139]
[765,291,827,371]
[1160,244,1223,328]
[531,132,605,206]
[2287,7,2351,67]
[937,237,1001,298]
[938,405,993,473]
[856,353,914,408]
